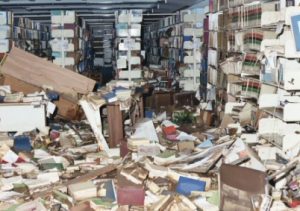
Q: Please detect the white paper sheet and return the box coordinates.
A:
[131,119,159,143]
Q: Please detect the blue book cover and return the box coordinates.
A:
[52,51,67,58]
[47,91,59,101]
[14,135,32,152]
[198,139,213,149]
[116,23,128,30]
[291,14,300,52]
[113,86,129,93]
[103,92,117,102]
[176,176,206,196]
[183,36,193,42]
[103,180,116,202]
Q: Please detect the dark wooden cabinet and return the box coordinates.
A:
[106,96,144,148]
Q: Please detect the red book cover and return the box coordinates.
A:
[120,139,129,158]
[209,0,214,13]
[117,186,145,206]
[162,126,177,135]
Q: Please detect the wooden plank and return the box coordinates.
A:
[138,98,144,119]
[54,94,83,120]
[2,74,42,94]
[154,91,173,110]
[0,47,96,96]
[107,103,124,148]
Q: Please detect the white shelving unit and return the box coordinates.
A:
[0,11,13,53]
[115,10,143,81]
[180,10,203,91]
[50,10,77,70]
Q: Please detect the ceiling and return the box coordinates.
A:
[0,0,202,30]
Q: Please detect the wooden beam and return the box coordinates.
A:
[32,164,117,199]
[107,103,124,148]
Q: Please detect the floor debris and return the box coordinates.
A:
[0,63,300,210]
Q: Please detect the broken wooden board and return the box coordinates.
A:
[0,47,96,97]
[55,94,83,120]
[31,164,117,199]
[2,74,42,94]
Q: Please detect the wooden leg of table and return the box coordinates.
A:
[138,98,144,119]
[107,104,123,148]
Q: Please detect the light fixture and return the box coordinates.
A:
[165,0,167,3]
[157,3,160,9]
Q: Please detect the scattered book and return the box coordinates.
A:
[127,138,150,151]
[103,92,117,103]
[89,198,114,210]
[117,186,145,206]
[68,181,97,201]
[176,176,206,196]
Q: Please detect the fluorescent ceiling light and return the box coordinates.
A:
[27,4,155,10]
[0,0,162,5]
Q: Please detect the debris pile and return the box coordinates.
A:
[0,47,299,210]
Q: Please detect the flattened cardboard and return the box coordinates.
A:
[220,164,267,211]
[1,47,96,96]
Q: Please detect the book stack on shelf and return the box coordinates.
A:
[160,13,183,74]
[0,11,13,53]
[115,9,143,80]
[93,26,113,67]
[144,28,160,65]
[13,17,50,57]
[103,29,113,66]
[145,6,209,84]
[207,0,278,102]
[206,9,226,92]
[258,4,300,136]
[206,2,221,100]
[209,0,300,147]
[257,4,300,155]
[144,11,184,79]
[93,28,104,67]
[50,10,81,71]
